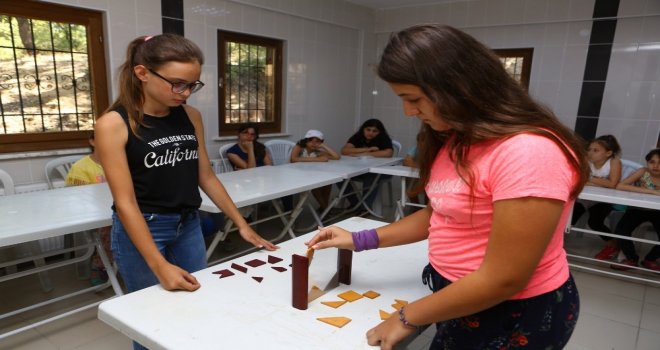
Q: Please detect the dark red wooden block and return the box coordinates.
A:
[245,259,266,268]
[231,263,248,273]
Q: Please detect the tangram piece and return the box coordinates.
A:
[309,285,326,302]
[212,269,234,279]
[363,290,380,299]
[317,317,352,328]
[252,276,264,283]
[337,249,352,285]
[268,255,283,264]
[321,300,347,309]
[391,299,409,311]
[271,266,287,272]
[231,263,248,273]
[338,290,363,302]
[379,309,392,320]
[245,259,266,268]
[292,254,309,310]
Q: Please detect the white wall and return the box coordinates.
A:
[371,0,660,162]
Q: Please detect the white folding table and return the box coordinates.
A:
[98,217,430,350]
[201,165,344,263]
[0,183,122,340]
[369,165,423,220]
[567,186,660,284]
[284,156,402,224]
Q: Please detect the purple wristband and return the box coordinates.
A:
[351,229,379,252]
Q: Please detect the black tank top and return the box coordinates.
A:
[115,105,202,213]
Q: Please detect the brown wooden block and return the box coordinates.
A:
[231,263,248,273]
[321,300,347,309]
[212,269,234,278]
[292,254,309,310]
[337,249,352,285]
[271,266,287,272]
[268,255,283,264]
[245,259,266,268]
[363,290,380,299]
[338,290,363,302]
[252,276,263,283]
[317,317,351,328]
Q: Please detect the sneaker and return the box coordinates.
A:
[611,259,638,271]
[90,267,108,286]
[641,259,660,272]
[594,245,620,260]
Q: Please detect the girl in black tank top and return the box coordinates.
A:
[95,35,278,315]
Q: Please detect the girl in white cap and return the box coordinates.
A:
[291,129,340,211]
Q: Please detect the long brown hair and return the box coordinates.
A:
[377,24,588,198]
[105,33,204,136]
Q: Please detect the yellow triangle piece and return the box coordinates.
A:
[379,309,392,320]
[363,290,380,299]
[392,302,405,311]
[317,316,352,328]
[394,299,409,305]
[338,290,363,302]
[321,300,347,308]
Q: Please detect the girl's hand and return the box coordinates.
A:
[305,226,354,250]
[366,316,416,350]
[238,226,278,251]
[154,261,201,291]
[240,140,254,151]
[369,146,379,152]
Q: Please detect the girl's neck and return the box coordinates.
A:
[591,158,609,168]
[142,100,170,117]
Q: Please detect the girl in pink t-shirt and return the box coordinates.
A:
[307,24,589,350]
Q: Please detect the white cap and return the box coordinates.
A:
[304,129,324,140]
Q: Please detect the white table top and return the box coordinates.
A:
[0,183,114,246]
[200,165,344,213]
[369,165,419,178]
[98,217,430,350]
[578,186,660,210]
[284,156,402,179]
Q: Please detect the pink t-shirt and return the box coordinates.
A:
[426,133,577,299]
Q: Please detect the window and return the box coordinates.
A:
[493,48,533,90]
[0,2,107,153]
[217,30,282,136]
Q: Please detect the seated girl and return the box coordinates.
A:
[227,124,272,170]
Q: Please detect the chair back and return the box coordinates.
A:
[391,140,402,157]
[45,155,84,189]
[218,143,235,173]
[265,139,296,166]
[0,168,15,195]
[620,159,643,179]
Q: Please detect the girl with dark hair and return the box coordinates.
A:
[572,134,623,261]
[612,148,660,271]
[341,118,394,158]
[227,123,273,169]
[96,34,277,317]
[307,24,588,350]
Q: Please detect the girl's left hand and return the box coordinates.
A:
[366,316,416,350]
[238,226,279,251]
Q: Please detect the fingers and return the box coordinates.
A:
[180,272,201,291]
[257,238,279,251]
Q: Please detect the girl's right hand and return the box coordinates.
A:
[305,226,355,250]
[154,261,201,291]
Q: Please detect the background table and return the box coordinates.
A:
[369,165,422,220]
[98,217,431,350]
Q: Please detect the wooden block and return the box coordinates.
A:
[308,285,326,302]
[379,309,392,320]
[337,249,352,285]
[362,290,380,299]
[245,259,266,268]
[321,300,347,309]
[252,276,263,283]
[271,266,287,272]
[317,317,351,328]
[212,269,234,279]
[306,247,315,266]
[292,254,309,310]
[338,290,363,302]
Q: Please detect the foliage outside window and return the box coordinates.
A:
[0,2,107,153]
[493,48,533,90]
[217,30,282,136]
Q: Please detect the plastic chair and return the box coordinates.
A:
[218,143,235,173]
[265,139,296,166]
[45,155,84,189]
[620,158,643,179]
[0,168,53,292]
[391,140,402,157]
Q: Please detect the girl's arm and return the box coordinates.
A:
[616,168,660,195]
[227,150,249,170]
[185,106,277,250]
[290,145,326,163]
[402,155,418,168]
[318,143,341,160]
[589,158,622,188]
[366,197,565,347]
[342,142,371,156]
[263,149,273,166]
[96,111,200,291]
[367,147,394,158]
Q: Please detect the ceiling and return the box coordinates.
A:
[345,0,462,10]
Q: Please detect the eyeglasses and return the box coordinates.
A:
[148,68,205,94]
[240,130,256,136]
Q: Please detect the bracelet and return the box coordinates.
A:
[398,307,420,331]
[351,229,379,252]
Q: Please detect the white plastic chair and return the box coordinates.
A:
[0,168,53,292]
[265,139,296,166]
[620,158,643,179]
[391,140,402,157]
[218,143,235,173]
[45,155,84,189]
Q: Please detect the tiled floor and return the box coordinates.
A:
[1,207,659,350]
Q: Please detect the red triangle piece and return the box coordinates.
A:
[212,269,235,278]
[271,266,287,272]
[268,255,283,264]
[252,276,263,283]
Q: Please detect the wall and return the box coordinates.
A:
[0,0,375,188]
[371,0,660,162]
